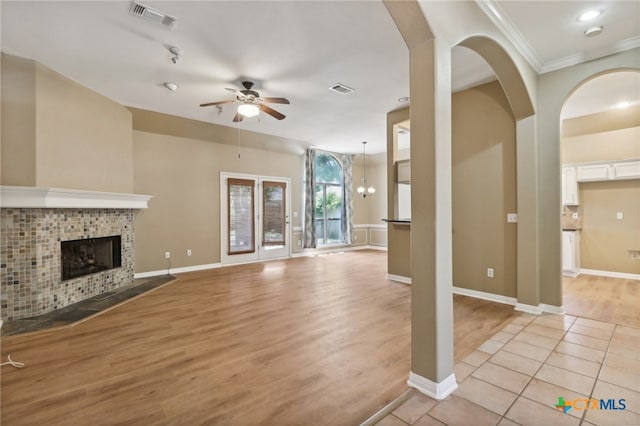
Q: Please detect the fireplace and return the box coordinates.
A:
[61,236,122,281]
[1,185,153,321]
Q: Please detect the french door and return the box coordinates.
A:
[220,173,290,265]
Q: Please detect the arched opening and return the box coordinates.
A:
[559,70,640,324]
[450,45,518,304]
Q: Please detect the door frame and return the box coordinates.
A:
[220,172,291,265]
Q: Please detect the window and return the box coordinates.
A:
[228,178,255,254]
[315,154,344,244]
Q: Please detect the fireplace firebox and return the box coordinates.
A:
[61,236,122,281]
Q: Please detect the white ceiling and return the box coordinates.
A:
[562,71,640,119]
[2,1,638,154]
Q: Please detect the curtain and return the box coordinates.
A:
[303,149,317,248]
[339,153,354,245]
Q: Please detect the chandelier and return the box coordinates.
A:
[357,141,376,198]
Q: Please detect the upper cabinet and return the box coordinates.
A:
[575,159,640,182]
[612,160,640,180]
[563,159,640,206]
[562,166,579,205]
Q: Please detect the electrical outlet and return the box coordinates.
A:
[187,249,192,256]
[629,250,640,260]
[572,212,579,219]
[487,268,494,278]
[165,251,171,259]
[507,213,518,223]
[616,212,623,220]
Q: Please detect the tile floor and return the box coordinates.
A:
[372,314,640,426]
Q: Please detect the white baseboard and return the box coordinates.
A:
[407,371,457,400]
[580,269,640,281]
[386,274,411,284]
[452,287,517,306]
[514,303,543,315]
[291,244,385,258]
[135,262,221,279]
[539,303,565,315]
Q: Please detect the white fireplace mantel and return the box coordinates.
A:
[0,186,153,209]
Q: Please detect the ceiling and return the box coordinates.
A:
[2,1,638,154]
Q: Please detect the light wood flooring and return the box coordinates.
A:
[1,250,517,425]
[563,273,640,328]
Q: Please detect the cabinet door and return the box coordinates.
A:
[562,231,574,271]
[562,167,579,205]
[577,164,610,181]
[613,160,640,180]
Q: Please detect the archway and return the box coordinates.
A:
[559,70,640,324]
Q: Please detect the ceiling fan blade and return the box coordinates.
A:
[259,104,285,120]
[232,112,244,122]
[261,97,290,105]
[225,87,241,93]
[200,100,234,107]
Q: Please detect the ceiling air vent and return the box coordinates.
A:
[329,83,355,95]
[129,1,177,28]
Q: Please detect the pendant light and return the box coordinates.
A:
[357,141,376,198]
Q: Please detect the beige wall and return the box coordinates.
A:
[35,63,133,192]
[1,53,37,186]
[1,54,133,192]
[563,104,640,138]
[563,127,640,164]
[562,104,640,274]
[133,127,304,273]
[580,180,640,274]
[452,80,517,296]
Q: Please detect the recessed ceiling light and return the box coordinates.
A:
[398,97,409,103]
[584,26,603,37]
[616,101,631,109]
[578,10,602,22]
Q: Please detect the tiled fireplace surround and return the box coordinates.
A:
[0,187,151,321]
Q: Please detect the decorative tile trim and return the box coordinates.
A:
[1,208,135,320]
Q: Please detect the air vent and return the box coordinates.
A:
[329,83,355,95]
[129,1,177,28]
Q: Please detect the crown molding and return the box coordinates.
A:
[541,35,640,74]
[475,0,544,72]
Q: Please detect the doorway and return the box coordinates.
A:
[220,172,291,265]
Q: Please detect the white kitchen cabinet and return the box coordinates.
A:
[613,160,640,180]
[562,167,579,205]
[577,164,610,182]
[562,230,580,277]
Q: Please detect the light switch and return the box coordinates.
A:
[507,213,518,223]
[572,212,579,219]
[616,212,623,220]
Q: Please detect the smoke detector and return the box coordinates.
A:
[129,1,178,28]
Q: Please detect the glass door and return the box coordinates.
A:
[221,173,290,264]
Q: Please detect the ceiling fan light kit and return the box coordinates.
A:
[238,104,259,117]
[200,80,289,122]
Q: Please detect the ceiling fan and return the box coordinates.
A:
[200,81,290,122]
